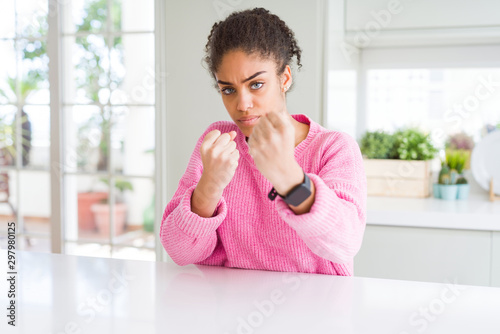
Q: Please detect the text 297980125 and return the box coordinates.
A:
[6,221,17,326]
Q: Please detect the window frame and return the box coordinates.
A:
[0,1,52,248]
[48,0,168,261]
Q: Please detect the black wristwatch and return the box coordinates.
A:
[268,171,311,206]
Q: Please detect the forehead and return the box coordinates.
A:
[216,50,277,79]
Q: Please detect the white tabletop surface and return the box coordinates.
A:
[1,250,500,334]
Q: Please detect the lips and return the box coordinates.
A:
[239,116,260,121]
[238,116,260,126]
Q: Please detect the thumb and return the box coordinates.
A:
[229,130,237,141]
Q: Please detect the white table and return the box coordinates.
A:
[1,250,500,334]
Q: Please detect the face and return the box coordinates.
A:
[214,50,292,137]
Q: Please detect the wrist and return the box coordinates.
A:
[273,165,304,196]
[198,175,224,199]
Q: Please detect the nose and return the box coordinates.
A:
[236,90,253,112]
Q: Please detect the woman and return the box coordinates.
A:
[160,8,367,276]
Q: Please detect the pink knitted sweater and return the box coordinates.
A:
[160,114,367,276]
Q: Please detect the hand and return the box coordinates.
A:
[199,130,239,194]
[248,111,302,194]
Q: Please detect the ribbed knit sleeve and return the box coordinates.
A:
[274,132,367,264]
[159,126,228,266]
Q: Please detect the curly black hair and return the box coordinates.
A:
[204,7,302,90]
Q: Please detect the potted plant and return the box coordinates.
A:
[435,161,457,200]
[360,128,438,198]
[78,190,108,231]
[433,149,470,200]
[91,178,133,236]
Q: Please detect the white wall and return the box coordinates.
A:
[343,0,500,47]
[345,0,500,31]
[0,171,50,217]
[164,0,326,201]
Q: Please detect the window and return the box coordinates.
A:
[366,68,500,148]
[0,0,161,261]
[60,0,156,260]
[327,43,500,150]
[0,0,51,252]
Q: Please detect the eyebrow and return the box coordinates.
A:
[217,71,267,85]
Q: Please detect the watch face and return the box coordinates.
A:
[286,185,312,206]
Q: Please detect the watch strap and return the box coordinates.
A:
[268,171,311,206]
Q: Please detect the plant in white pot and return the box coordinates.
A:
[91,178,133,237]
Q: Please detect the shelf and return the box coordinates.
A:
[367,193,500,231]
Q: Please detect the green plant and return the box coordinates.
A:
[75,0,123,171]
[0,12,47,167]
[359,130,398,159]
[438,162,451,185]
[439,150,469,185]
[393,128,438,161]
[98,178,133,204]
[0,112,32,166]
[446,149,469,174]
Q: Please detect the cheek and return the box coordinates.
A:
[221,97,238,119]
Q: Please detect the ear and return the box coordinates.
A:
[280,65,293,92]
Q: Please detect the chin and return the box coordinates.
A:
[235,124,252,136]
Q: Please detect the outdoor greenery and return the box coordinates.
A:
[75,0,123,171]
[0,13,48,166]
[98,177,134,203]
[359,128,438,161]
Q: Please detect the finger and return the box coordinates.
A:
[266,111,287,130]
[229,130,237,141]
[222,140,237,153]
[203,129,221,145]
[229,149,239,161]
[213,132,232,147]
[251,116,268,139]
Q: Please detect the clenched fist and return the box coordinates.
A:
[199,129,240,193]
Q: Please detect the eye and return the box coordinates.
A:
[221,87,235,95]
[251,82,264,90]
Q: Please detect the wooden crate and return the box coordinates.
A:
[363,159,432,198]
